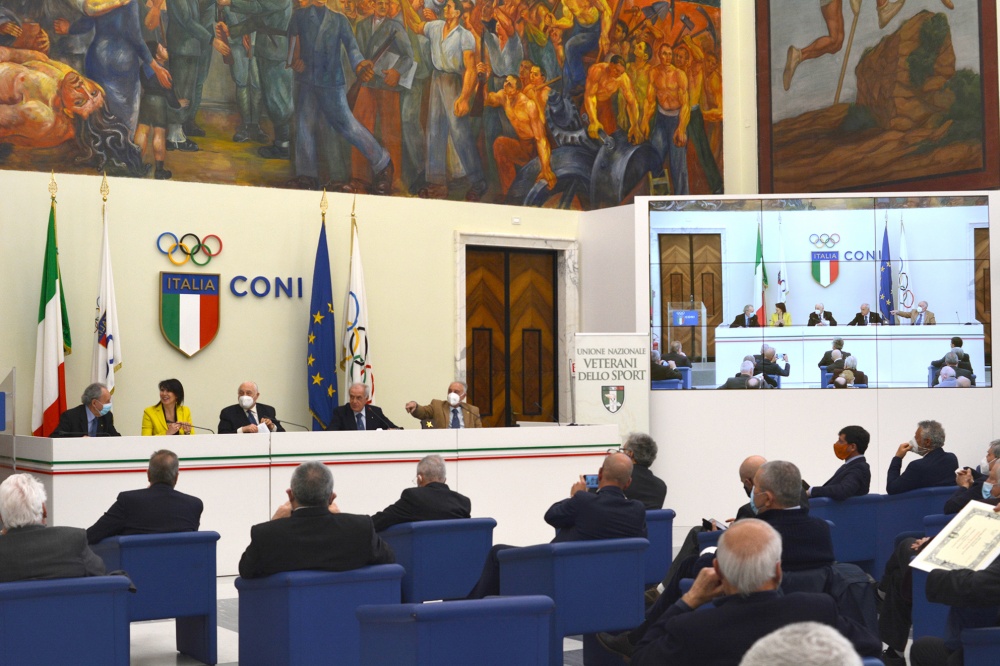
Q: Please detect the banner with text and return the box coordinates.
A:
[574,333,650,438]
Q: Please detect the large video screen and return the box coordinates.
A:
[649,196,991,389]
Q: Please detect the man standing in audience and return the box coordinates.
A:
[466,452,645,598]
[218,381,285,433]
[807,425,872,500]
[238,462,394,578]
[886,420,958,495]
[52,382,120,437]
[405,381,481,428]
[371,454,471,531]
[328,382,399,431]
[620,432,667,510]
[86,450,202,544]
[0,473,105,581]
[627,520,880,664]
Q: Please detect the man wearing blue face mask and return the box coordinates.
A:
[885,420,958,495]
[944,440,1000,515]
[52,382,120,437]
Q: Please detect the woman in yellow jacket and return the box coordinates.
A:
[142,378,192,435]
[769,302,792,327]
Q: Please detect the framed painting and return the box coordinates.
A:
[756,0,999,194]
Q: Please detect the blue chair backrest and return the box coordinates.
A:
[874,487,955,574]
[809,495,881,574]
[678,366,692,389]
[236,565,405,666]
[696,529,723,552]
[821,369,832,386]
[379,518,496,602]
[0,576,131,666]
[651,379,681,390]
[644,509,675,585]
[962,627,1000,666]
[927,365,937,387]
[357,596,554,666]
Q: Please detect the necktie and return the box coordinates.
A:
[89,418,97,437]
[356,412,365,430]
[247,410,257,425]
[916,312,924,325]
[451,407,461,429]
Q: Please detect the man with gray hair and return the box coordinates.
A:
[52,382,119,437]
[239,462,394,578]
[729,304,760,328]
[650,350,682,381]
[371,454,471,531]
[628,519,879,664]
[86,450,203,544]
[406,381,482,429]
[663,341,691,368]
[932,350,975,386]
[218,381,285,434]
[886,420,958,495]
[740,622,864,666]
[621,433,667,510]
[0,473,105,581]
[328,382,399,431]
[752,461,835,571]
[719,360,755,389]
[934,366,958,388]
[818,337,849,367]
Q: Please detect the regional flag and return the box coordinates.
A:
[308,221,338,430]
[878,219,895,325]
[753,222,767,323]
[31,201,71,436]
[341,219,374,402]
[91,202,123,392]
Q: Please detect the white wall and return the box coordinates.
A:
[578,205,636,333]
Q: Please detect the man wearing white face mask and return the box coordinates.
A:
[885,420,957,495]
[53,383,120,437]
[405,381,482,429]
[807,302,837,326]
[218,381,285,434]
[890,300,936,325]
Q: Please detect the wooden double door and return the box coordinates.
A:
[466,248,558,427]
[658,234,723,361]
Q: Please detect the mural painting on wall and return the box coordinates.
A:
[0,0,721,209]
[756,0,999,194]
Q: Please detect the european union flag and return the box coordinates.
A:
[878,222,894,325]
[308,221,337,430]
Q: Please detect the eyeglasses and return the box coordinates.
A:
[606,448,622,454]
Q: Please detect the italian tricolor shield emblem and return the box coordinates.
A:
[811,251,839,288]
[160,272,220,357]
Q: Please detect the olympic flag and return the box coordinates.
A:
[897,218,912,311]
[307,219,337,430]
[341,219,374,402]
[777,218,789,303]
[91,201,123,392]
[754,222,767,322]
[32,199,71,436]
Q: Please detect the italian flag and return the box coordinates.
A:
[32,202,71,436]
[754,222,767,323]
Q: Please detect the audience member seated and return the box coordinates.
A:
[465,452,646,598]
[405,381,482,429]
[935,366,959,388]
[943,440,1000,515]
[933,351,975,386]
[908,543,1000,666]
[86,450,203,544]
[371,454,471,532]
[328,382,400,431]
[807,425,872,500]
[956,376,972,388]
[719,360,755,389]
[754,346,790,386]
[818,337,849,367]
[846,303,882,327]
[617,520,880,664]
[238,462,395,578]
[826,349,846,380]
[52,382,120,437]
[729,304,760,328]
[886,420,959,495]
[0,473,105,581]
[769,302,792,327]
[808,302,837,327]
[619,432,667,510]
[142,378,192,436]
[218,381,285,433]
[842,355,867,385]
[739,621,865,666]
[663,341,691,368]
[832,377,849,389]
[650,351,681,381]
[930,337,971,370]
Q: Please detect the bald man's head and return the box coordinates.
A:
[716,519,782,595]
[599,452,634,489]
[739,455,766,496]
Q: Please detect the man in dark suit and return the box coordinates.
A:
[86,450,203,544]
[650,351,681,381]
[663,341,691,368]
[817,338,849,368]
[52,383,120,437]
[886,420,959,495]
[932,351,975,386]
[944,440,1000,515]
[930,337,972,369]
[626,519,880,664]
[754,347,790,386]
[328,382,400,431]
[466,453,646,598]
[807,425,872,501]
[621,432,667,510]
[218,381,285,434]
[371,454,470,531]
[846,303,882,326]
[719,361,754,390]
[807,302,837,326]
[729,304,760,328]
[0,473,105,582]
[405,381,482,428]
[238,462,395,579]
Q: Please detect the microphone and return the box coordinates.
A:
[186,423,216,434]
[276,419,310,431]
[366,407,400,431]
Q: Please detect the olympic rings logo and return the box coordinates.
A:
[156,232,223,266]
[809,233,840,248]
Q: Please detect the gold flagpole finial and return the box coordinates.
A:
[320,189,328,222]
[351,194,356,220]
[48,170,58,201]
[100,172,109,202]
